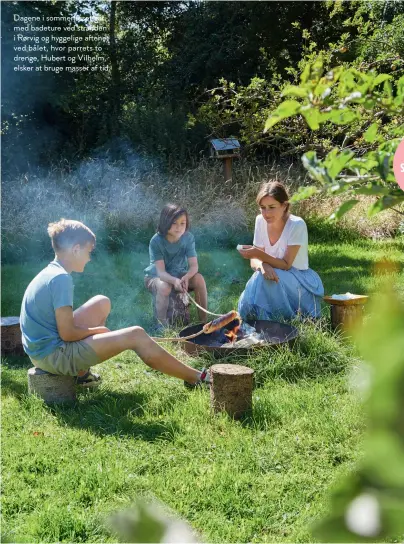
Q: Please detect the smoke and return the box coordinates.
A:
[2,142,251,265]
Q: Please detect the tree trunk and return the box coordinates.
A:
[109,0,121,150]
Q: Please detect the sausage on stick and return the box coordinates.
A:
[202,310,241,334]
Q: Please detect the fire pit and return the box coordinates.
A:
[179,319,298,357]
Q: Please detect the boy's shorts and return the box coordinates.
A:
[144,276,195,293]
[30,340,101,376]
[144,276,160,293]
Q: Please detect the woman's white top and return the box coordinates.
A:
[253,214,309,270]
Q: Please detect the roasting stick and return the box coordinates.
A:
[186,292,223,317]
[151,329,205,343]
[151,302,241,342]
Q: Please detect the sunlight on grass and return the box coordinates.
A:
[2,238,403,542]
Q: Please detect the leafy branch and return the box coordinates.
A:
[264,57,404,219]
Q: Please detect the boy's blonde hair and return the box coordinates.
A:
[47,219,96,251]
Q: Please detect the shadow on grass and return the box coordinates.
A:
[306,216,363,244]
[2,364,182,441]
[2,356,33,398]
[1,370,28,398]
[1,354,31,369]
[49,390,181,442]
[242,403,283,431]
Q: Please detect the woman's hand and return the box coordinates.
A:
[237,245,260,260]
[260,263,279,282]
[173,278,184,292]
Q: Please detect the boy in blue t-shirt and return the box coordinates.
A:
[21,219,210,387]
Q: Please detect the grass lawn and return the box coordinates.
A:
[2,234,403,542]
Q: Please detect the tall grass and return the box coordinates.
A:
[4,157,402,264]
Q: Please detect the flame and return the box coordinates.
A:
[225,324,240,343]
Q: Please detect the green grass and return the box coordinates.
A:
[2,236,403,542]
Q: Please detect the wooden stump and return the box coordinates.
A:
[153,291,190,326]
[323,296,369,334]
[1,317,24,356]
[210,364,254,419]
[330,304,365,332]
[28,367,76,404]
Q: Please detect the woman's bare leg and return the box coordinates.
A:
[189,273,208,322]
[83,326,200,383]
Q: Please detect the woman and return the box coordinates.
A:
[237,181,324,321]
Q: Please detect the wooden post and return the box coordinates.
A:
[323,296,369,334]
[1,317,24,355]
[28,367,76,404]
[210,364,254,419]
[223,157,233,182]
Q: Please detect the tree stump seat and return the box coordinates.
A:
[1,317,24,356]
[323,295,369,334]
[28,367,76,404]
[152,290,191,326]
[210,363,254,420]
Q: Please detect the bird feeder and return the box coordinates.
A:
[210,138,240,183]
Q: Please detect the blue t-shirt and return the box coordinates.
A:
[144,231,197,278]
[20,260,74,359]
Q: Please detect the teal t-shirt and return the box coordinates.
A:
[20,260,74,359]
[144,231,197,278]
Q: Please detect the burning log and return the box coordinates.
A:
[210,364,254,419]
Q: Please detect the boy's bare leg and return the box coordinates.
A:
[73,295,111,376]
[73,295,111,327]
[83,327,200,383]
[154,280,171,325]
[189,273,208,322]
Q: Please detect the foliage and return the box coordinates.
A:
[314,283,404,542]
[196,2,404,164]
[5,0,395,171]
[265,58,404,218]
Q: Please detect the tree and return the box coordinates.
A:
[264,58,404,218]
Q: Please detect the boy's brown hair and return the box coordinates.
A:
[157,204,189,236]
[256,181,290,214]
[47,219,96,251]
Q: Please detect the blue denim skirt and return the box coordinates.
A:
[238,267,324,321]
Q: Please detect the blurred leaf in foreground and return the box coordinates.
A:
[107,497,201,543]
[314,269,404,542]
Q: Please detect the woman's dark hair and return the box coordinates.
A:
[256,181,290,215]
[157,204,190,236]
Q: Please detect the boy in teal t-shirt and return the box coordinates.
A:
[144,204,208,326]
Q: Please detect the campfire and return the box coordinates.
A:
[177,319,299,357]
[151,292,299,356]
[222,322,267,349]
[225,323,240,344]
